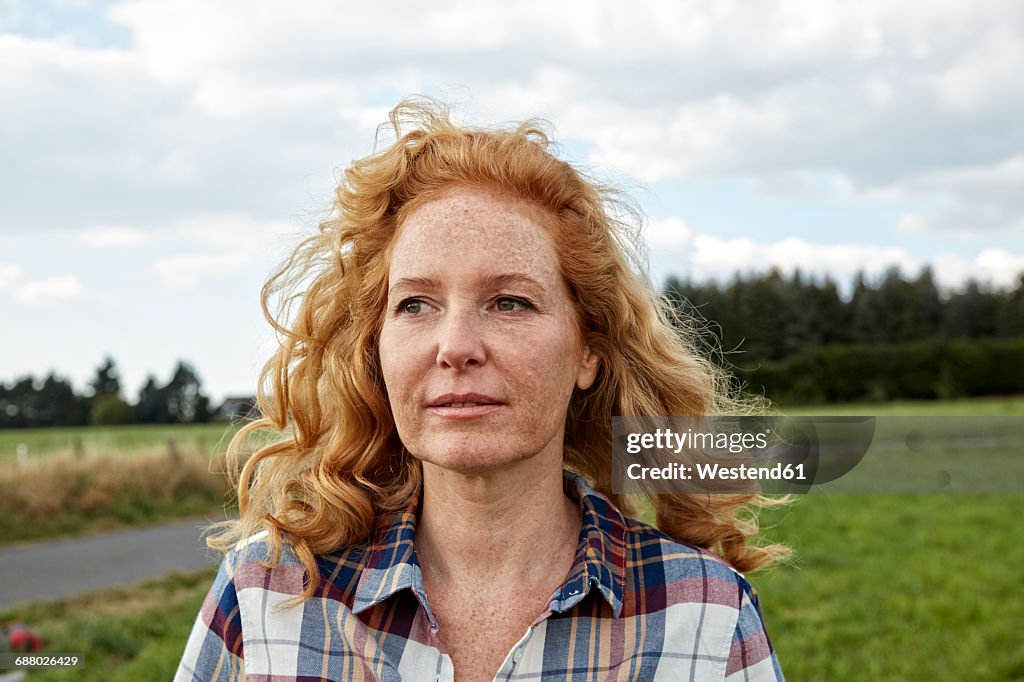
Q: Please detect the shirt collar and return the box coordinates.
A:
[553,471,627,618]
[350,470,627,620]
[350,493,435,622]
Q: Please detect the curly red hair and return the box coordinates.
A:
[208,97,789,600]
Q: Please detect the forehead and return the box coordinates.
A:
[388,188,562,283]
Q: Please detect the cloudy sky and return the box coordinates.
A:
[2,0,1023,403]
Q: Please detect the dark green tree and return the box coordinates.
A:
[944,282,1000,338]
[39,373,89,426]
[135,375,164,424]
[163,361,210,424]
[911,267,943,339]
[0,377,37,427]
[849,273,880,344]
[874,267,921,342]
[809,277,849,344]
[996,273,1024,337]
[89,356,122,399]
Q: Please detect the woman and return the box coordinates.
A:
[176,99,787,681]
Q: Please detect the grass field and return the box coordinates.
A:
[756,495,1024,679]
[0,423,240,461]
[784,394,1024,416]
[0,396,1021,679]
[760,395,1024,678]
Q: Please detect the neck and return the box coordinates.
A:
[415,458,581,585]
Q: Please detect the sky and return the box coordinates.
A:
[2,0,1023,404]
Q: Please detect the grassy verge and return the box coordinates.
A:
[0,450,235,545]
[0,424,288,545]
[0,569,215,681]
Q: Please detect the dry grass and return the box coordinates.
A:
[0,445,240,544]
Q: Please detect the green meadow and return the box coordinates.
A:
[785,394,1024,417]
[755,494,1023,680]
[756,396,1024,679]
[0,396,1021,680]
[0,422,240,461]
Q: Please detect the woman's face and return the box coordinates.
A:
[379,186,600,475]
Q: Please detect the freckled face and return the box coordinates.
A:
[378,187,599,475]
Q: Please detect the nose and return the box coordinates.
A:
[436,307,486,370]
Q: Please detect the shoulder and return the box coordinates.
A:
[620,516,761,615]
[177,531,380,682]
[223,531,372,604]
[618,517,782,679]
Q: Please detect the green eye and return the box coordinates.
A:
[400,299,425,314]
[496,297,529,312]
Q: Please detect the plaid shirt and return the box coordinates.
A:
[176,472,783,681]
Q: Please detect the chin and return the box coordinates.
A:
[410,438,534,475]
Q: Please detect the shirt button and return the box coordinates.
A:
[513,648,523,663]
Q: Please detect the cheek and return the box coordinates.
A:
[518,333,583,397]
[378,325,416,406]
[377,328,398,389]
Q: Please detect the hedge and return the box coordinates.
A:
[734,337,1024,404]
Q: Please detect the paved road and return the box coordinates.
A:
[0,518,225,609]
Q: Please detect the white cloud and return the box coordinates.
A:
[1,261,85,310]
[974,249,1024,289]
[14,274,82,305]
[168,214,295,251]
[648,231,1024,292]
[644,217,695,248]
[0,263,23,288]
[79,225,148,247]
[693,236,916,283]
[1,0,1020,237]
[154,251,250,289]
[150,213,297,289]
[930,253,974,291]
[894,155,1024,234]
[933,27,1024,113]
[147,209,289,279]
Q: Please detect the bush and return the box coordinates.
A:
[737,337,1024,404]
[91,396,136,426]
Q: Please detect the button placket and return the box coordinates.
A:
[502,625,535,675]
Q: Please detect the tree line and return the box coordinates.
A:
[665,266,1024,361]
[3,266,1022,425]
[0,358,212,428]
[665,267,1024,403]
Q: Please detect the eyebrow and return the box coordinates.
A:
[388,276,440,295]
[388,273,547,295]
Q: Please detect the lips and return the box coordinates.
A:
[426,392,505,419]
[427,392,503,408]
